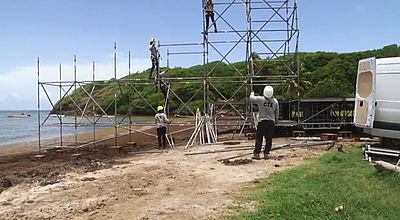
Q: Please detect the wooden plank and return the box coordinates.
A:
[185,147,254,155]
[374,160,400,173]
[320,133,338,141]
[223,141,242,145]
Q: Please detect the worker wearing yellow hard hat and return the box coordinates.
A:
[155,105,170,150]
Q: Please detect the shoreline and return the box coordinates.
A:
[0,116,195,157]
[0,125,154,157]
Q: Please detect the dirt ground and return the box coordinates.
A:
[0,128,367,220]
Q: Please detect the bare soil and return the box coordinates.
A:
[0,128,365,220]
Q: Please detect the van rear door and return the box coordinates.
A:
[354,57,376,128]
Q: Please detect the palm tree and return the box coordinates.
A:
[282,78,312,99]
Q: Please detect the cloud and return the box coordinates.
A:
[0,57,149,110]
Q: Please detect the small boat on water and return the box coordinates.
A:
[7,112,31,118]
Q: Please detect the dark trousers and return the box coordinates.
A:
[160,84,168,100]
[205,11,217,32]
[150,58,159,78]
[254,120,275,155]
[157,127,168,149]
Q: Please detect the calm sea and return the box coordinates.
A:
[0,110,153,147]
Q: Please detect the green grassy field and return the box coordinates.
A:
[228,147,400,220]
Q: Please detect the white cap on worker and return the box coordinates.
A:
[263,86,273,98]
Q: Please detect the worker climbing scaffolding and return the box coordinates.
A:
[149,37,159,79]
[157,68,169,100]
[149,37,168,100]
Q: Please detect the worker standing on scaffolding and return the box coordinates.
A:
[203,0,217,33]
[249,86,279,160]
[155,106,170,149]
[149,38,159,79]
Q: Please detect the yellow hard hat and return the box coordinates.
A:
[150,38,156,43]
[157,106,164,111]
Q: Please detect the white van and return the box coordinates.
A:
[354,57,400,141]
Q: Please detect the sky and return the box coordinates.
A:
[0,0,399,110]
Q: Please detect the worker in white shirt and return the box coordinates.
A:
[249,85,279,160]
[155,106,170,149]
[203,0,217,33]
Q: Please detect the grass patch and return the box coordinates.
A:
[228,147,400,220]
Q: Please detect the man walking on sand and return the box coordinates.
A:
[249,85,279,160]
[155,106,170,149]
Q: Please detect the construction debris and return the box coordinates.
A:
[223,141,241,145]
[222,159,252,166]
[290,137,321,141]
[185,147,255,156]
[33,154,46,159]
[224,145,253,149]
[275,141,334,150]
[325,142,336,151]
[320,133,338,141]
[374,160,400,174]
[292,130,305,137]
[363,145,400,162]
[359,137,380,142]
[185,108,217,149]
[338,131,352,138]
[188,141,334,157]
[217,152,254,162]
[337,144,348,153]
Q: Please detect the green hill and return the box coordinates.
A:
[53,44,400,115]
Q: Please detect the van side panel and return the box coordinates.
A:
[372,57,400,138]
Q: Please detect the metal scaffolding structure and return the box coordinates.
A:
[37,0,300,152]
[162,0,300,146]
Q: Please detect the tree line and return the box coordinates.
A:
[54,44,400,115]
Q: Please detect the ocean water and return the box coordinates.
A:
[0,110,153,146]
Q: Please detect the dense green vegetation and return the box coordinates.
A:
[227,148,400,220]
[55,44,400,115]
